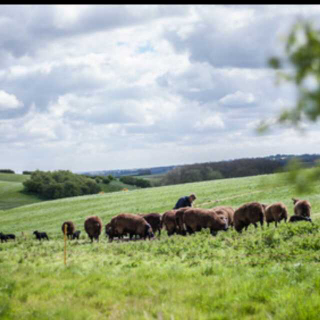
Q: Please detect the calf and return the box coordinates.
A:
[289,215,312,223]
[0,233,8,243]
[33,231,49,241]
[5,234,16,241]
[72,230,81,240]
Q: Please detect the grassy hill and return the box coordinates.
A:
[1,172,320,319]
[136,173,165,186]
[98,179,139,193]
[0,173,42,211]
[0,173,138,211]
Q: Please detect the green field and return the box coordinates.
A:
[0,173,42,211]
[136,173,165,185]
[1,172,320,319]
[0,173,138,211]
[98,179,139,193]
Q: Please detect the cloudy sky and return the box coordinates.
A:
[1,5,320,173]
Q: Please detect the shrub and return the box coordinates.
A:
[23,170,101,199]
[22,171,33,175]
[102,177,111,184]
[119,176,151,188]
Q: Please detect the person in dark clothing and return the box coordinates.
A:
[173,194,196,209]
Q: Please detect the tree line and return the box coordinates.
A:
[119,176,152,188]
[23,170,101,200]
[158,158,287,186]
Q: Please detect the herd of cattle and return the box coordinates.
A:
[0,197,313,243]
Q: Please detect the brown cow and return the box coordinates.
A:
[84,216,103,242]
[265,202,288,227]
[105,222,120,240]
[183,208,228,236]
[175,207,194,235]
[162,210,181,236]
[61,221,76,239]
[234,202,265,233]
[109,213,154,241]
[212,206,235,227]
[292,198,311,218]
[140,213,162,237]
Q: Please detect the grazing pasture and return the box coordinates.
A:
[0,173,42,210]
[1,172,320,319]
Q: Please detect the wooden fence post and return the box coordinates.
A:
[64,224,67,266]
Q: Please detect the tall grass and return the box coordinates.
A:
[1,172,320,319]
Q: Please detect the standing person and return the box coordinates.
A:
[173,194,197,210]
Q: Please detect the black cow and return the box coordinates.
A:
[289,215,312,223]
[72,230,81,240]
[33,231,49,241]
[0,233,8,243]
[5,234,16,241]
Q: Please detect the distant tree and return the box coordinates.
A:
[119,176,151,188]
[159,158,284,186]
[107,174,114,181]
[137,169,152,176]
[102,177,111,184]
[206,168,224,181]
[0,169,15,174]
[22,171,33,175]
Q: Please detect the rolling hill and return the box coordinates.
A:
[1,172,320,319]
[1,171,319,234]
[0,173,42,210]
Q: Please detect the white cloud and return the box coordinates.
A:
[219,91,256,107]
[0,5,320,172]
[0,90,23,109]
[194,115,225,130]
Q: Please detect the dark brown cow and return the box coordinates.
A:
[108,213,154,241]
[265,202,288,227]
[234,202,265,233]
[183,208,228,236]
[84,216,103,242]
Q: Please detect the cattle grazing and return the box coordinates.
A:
[140,213,162,237]
[289,215,313,223]
[0,232,15,242]
[84,216,103,242]
[292,198,311,218]
[0,233,8,243]
[162,210,180,236]
[108,213,154,241]
[265,202,288,227]
[182,208,228,236]
[72,230,81,240]
[33,231,49,241]
[212,206,235,227]
[175,207,194,235]
[233,202,265,233]
[5,233,16,241]
[105,222,123,240]
[61,221,76,239]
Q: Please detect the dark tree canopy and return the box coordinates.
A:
[23,170,101,200]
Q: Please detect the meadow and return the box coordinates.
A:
[0,173,138,211]
[1,172,320,319]
[0,173,42,211]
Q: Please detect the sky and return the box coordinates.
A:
[1,5,320,173]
